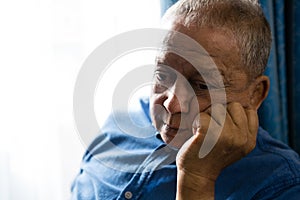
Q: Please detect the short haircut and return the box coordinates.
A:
[163,0,272,79]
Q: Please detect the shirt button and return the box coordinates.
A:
[124,191,133,199]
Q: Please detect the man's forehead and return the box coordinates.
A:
[161,30,212,56]
[160,22,239,64]
[155,25,243,83]
[158,29,222,69]
[156,50,219,75]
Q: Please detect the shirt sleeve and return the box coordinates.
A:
[274,185,300,200]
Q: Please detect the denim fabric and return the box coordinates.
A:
[71,98,300,200]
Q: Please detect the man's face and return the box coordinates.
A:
[150,22,252,148]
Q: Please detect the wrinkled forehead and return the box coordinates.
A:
[157,30,217,72]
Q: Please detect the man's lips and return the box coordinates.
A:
[162,123,189,136]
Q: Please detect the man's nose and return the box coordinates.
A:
[163,78,193,114]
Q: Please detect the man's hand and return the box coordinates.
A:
[176,102,258,199]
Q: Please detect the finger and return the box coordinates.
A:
[198,111,224,158]
[192,113,201,134]
[209,103,227,127]
[245,109,258,152]
[178,127,206,159]
[227,102,247,129]
[245,109,259,136]
[198,112,211,135]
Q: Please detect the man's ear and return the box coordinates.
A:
[249,75,270,110]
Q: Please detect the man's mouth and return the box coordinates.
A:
[162,123,188,136]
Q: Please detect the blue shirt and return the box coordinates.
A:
[71,98,300,199]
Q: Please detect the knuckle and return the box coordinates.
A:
[228,102,242,112]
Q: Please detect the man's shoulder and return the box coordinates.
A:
[84,97,160,163]
[252,127,300,178]
[250,127,300,198]
[216,127,300,199]
[256,127,300,167]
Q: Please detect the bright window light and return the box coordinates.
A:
[0,0,161,199]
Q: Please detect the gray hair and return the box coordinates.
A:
[163,0,272,79]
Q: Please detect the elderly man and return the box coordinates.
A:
[72,0,300,199]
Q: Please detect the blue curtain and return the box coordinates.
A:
[160,0,300,154]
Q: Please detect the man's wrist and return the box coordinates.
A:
[176,169,216,200]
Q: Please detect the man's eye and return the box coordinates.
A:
[154,71,174,86]
[192,82,209,90]
[197,83,209,90]
[155,72,167,82]
[153,71,173,93]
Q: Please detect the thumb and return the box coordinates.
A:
[177,128,206,161]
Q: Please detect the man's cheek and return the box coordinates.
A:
[194,96,211,113]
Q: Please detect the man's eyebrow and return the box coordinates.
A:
[160,46,216,58]
[191,69,230,85]
[198,69,221,76]
[156,51,216,67]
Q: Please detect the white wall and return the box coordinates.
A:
[0,0,160,199]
